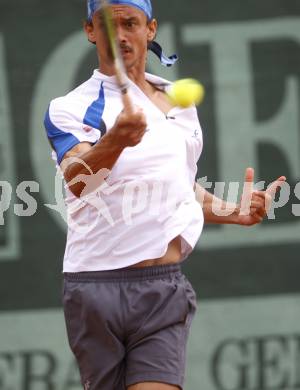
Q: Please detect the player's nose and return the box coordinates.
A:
[115,25,127,44]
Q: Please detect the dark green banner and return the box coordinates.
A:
[0,1,299,388]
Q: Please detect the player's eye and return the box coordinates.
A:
[125,20,136,28]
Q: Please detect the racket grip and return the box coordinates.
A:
[122,91,134,115]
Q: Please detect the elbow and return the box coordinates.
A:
[63,167,84,198]
[69,184,84,198]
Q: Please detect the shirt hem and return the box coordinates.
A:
[62,221,203,273]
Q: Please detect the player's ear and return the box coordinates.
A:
[147,18,157,43]
[84,20,97,44]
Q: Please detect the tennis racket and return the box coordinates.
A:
[99,0,134,113]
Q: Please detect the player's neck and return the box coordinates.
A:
[99,61,149,94]
[126,65,148,93]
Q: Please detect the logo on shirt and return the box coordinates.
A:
[83,125,93,133]
[193,129,200,138]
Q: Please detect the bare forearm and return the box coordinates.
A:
[195,183,239,224]
[65,133,123,176]
[63,133,124,197]
[61,108,147,198]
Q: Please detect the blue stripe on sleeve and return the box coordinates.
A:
[83,82,106,135]
[44,107,81,164]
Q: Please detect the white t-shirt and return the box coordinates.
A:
[44,70,204,272]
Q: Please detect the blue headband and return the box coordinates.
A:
[87,0,152,21]
[87,0,178,67]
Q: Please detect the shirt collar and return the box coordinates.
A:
[92,69,172,90]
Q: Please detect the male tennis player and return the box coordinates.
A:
[44,1,286,389]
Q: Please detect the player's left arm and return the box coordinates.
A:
[195,167,286,226]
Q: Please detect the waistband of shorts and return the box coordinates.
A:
[63,263,182,282]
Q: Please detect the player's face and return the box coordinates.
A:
[86,6,157,74]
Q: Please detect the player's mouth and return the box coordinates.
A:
[120,45,133,57]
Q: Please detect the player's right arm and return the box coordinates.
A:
[63,108,147,197]
[47,106,147,198]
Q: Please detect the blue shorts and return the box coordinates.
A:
[63,263,197,390]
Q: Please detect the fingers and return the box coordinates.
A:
[122,92,134,114]
[238,171,287,225]
[250,213,264,224]
[266,176,287,198]
[119,107,146,127]
[249,200,264,210]
[110,107,147,148]
[240,167,255,215]
[240,192,268,223]
[252,176,286,213]
[117,107,147,133]
[244,167,255,183]
[249,205,266,218]
[249,196,267,218]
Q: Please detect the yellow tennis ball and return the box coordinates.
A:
[167,78,205,108]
